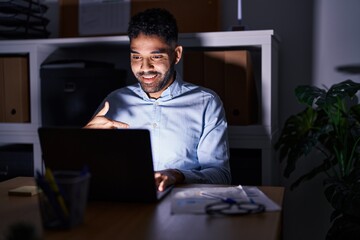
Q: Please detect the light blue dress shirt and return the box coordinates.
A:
[99,73,231,184]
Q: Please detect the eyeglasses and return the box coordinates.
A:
[201,192,265,216]
[205,201,265,216]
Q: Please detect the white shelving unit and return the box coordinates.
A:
[0,30,279,185]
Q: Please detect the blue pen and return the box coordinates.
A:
[200,192,237,204]
[36,171,68,221]
[238,185,256,204]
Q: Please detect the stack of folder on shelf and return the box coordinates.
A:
[0,0,50,39]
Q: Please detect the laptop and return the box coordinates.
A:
[37,127,172,203]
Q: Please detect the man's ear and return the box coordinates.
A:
[174,45,183,64]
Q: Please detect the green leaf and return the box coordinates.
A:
[351,104,360,122]
[275,107,329,178]
[327,215,360,239]
[327,80,360,101]
[323,171,360,220]
[295,85,325,107]
[289,157,335,190]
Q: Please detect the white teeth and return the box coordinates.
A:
[143,75,156,79]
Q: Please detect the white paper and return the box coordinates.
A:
[171,185,281,214]
[79,0,130,36]
[243,186,282,212]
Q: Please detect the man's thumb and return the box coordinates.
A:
[96,101,110,116]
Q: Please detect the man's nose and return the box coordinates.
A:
[141,58,154,70]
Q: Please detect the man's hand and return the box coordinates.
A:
[155,169,185,192]
[84,101,129,129]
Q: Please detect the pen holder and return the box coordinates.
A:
[37,170,90,229]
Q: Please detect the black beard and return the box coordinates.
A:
[138,65,175,94]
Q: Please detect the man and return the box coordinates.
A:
[85,8,231,191]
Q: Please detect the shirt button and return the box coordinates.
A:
[152,123,157,128]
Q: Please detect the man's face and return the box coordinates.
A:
[130,33,182,99]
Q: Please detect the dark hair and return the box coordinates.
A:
[128,8,178,46]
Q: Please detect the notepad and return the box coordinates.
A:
[8,186,39,197]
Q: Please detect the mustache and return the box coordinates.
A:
[137,71,160,77]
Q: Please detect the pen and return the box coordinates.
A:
[36,171,67,221]
[44,168,69,217]
[238,185,255,203]
[200,192,237,204]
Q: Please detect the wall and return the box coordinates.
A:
[314,0,360,86]
[243,0,360,239]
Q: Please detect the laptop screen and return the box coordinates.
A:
[38,127,160,202]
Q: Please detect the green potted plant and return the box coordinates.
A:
[274,79,360,239]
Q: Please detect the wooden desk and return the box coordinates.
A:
[0,177,284,240]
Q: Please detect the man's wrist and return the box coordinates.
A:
[172,169,185,184]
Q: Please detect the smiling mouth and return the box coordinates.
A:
[138,72,159,82]
[143,74,157,80]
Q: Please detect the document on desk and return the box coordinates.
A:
[171,185,281,214]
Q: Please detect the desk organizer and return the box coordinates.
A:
[37,170,90,229]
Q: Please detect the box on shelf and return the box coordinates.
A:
[183,50,258,125]
[130,0,220,33]
[0,55,30,123]
[59,0,220,37]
